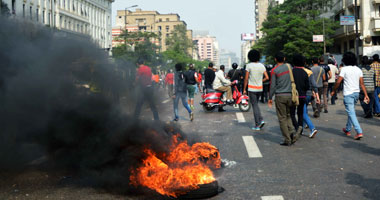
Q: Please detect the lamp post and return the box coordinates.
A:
[354,0,360,64]
[124,5,138,49]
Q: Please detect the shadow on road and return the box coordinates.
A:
[345,172,380,200]
[317,126,348,139]
[341,141,380,157]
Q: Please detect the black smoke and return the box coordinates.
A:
[0,16,182,194]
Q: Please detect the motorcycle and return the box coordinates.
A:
[200,81,251,113]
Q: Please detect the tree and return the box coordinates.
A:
[253,0,339,63]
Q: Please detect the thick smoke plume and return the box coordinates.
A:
[0,17,182,194]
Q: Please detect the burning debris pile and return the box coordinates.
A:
[130,134,221,198]
[0,17,223,198]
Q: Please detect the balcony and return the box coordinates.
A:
[347,20,361,34]
[372,18,380,32]
[345,0,360,9]
[373,0,380,4]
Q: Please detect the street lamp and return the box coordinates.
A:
[124,5,138,49]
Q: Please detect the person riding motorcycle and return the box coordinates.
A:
[212,65,233,104]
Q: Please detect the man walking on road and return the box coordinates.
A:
[311,57,325,118]
[243,50,269,131]
[319,56,331,113]
[173,63,193,122]
[371,54,380,117]
[204,63,216,91]
[327,59,339,105]
[134,59,159,121]
[268,52,295,146]
[359,56,375,118]
[165,69,174,98]
[185,64,200,110]
[331,52,369,140]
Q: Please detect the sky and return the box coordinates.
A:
[112,0,255,60]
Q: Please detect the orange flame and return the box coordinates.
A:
[130,134,221,198]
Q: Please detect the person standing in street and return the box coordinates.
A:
[204,63,216,91]
[185,64,200,110]
[261,65,272,103]
[289,54,309,142]
[268,52,295,146]
[243,50,269,131]
[327,59,339,105]
[227,63,242,95]
[360,56,375,118]
[198,70,203,93]
[134,59,159,121]
[311,57,325,118]
[331,52,369,140]
[371,54,380,117]
[303,63,320,138]
[165,69,174,98]
[319,56,331,113]
[173,63,194,122]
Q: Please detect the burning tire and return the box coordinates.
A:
[239,102,251,112]
[176,181,220,199]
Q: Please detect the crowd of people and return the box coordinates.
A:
[132,50,380,146]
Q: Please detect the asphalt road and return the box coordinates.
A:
[1,87,380,200]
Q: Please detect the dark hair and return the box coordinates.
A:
[232,63,238,69]
[373,54,379,62]
[342,52,357,66]
[275,52,285,63]
[328,59,334,65]
[362,56,369,65]
[167,69,171,73]
[292,54,305,67]
[208,63,214,67]
[248,49,260,62]
[175,63,182,71]
[220,65,225,70]
[319,56,324,63]
[137,58,144,65]
[312,57,319,64]
[189,64,194,69]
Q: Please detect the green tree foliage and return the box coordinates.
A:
[112,31,163,68]
[253,0,339,63]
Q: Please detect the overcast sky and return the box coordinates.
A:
[112,0,255,59]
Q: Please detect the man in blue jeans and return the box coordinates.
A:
[172,63,193,121]
[331,52,369,140]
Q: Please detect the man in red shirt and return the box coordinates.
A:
[134,59,159,121]
[165,69,174,98]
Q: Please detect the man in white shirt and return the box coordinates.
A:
[213,65,233,103]
[327,59,339,105]
[331,52,369,140]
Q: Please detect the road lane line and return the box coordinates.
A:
[162,99,170,104]
[236,112,246,123]
[261,196,284,200]
[242,136,262,158]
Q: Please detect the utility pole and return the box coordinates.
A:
[354,0,360,64]
[323,0,326,55]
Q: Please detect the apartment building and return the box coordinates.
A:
[193,35,219,66]
[2,0,114,49]
[327,0,380,56]
[114,9,193,53]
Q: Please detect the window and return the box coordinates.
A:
[158,26,162,31]
[349,39,355,49]
[139,26,147,31]
[166,18,169,21]
[30,6,32,20]
[23,4,25,18]
[36,9,39,22]
[12,0,15,14]
[166,33,169,37]
[43,11,45,23]
[372,36,380,45]
[48,12,51,25]
[166,25,169,32]
[159,18,162,22]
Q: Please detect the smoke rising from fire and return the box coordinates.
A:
[0,16,182,194]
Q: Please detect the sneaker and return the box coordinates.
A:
[259,121,265,128]
[342,128,351,136]
[324,110,328,113]
[190,112,194,121]
[354,133,363,140]
[252,126,260,131]
[309,129,318,138]
[173,118,178,122]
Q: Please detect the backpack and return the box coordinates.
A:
[184,70,196,85]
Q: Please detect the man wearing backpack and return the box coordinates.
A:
[311,57,326,118]
[173,63,194,122]
[184,64,200,110]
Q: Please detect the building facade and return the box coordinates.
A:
[327,0,380,57]
[254,0,269,40]
[219,49,240,69]
[2,0,113,49]
[114,9,193,53]
[193,35,219,66]
[241,40,254,65]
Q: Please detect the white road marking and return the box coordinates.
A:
[236,112,246,123]
[242,136,263,158]
[162,99,170,104]
[261,196,284,200]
